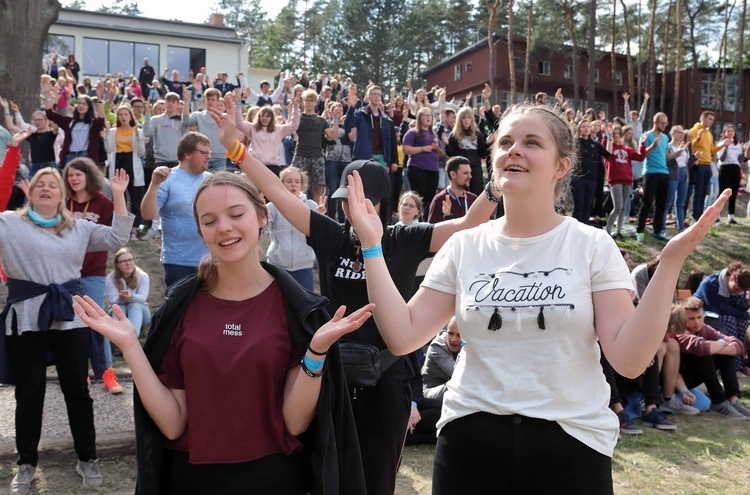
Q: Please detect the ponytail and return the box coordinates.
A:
[197,254,219,293]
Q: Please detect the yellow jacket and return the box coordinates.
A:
[690,123,723,164]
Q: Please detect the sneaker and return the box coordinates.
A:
[635,232,645,243]
[76,459,103,487]
[730,401,750,418]
[140,228,160,241]
[102,368,124,395]
[614,232,625,240]
[129,232,139,241]
[641,408,677,430]
[710,400,748,420]
[660,395,699,415]
[617,410,642,435]
[652,232,671,241]
[729,218,738,225]
[9,464,36,495]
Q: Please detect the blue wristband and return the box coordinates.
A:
[303,354,325,372]
[362,244,383,259]
[411,401,418,409]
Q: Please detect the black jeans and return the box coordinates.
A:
[407,167,439,219]
[680,352,739,403]
[6,327,96,465]
[115,151,144,227]
[433,412,613,495]
[349,378,411,495]
[718,164,741,215]
[571,176,597,224]
[637,173,670,234]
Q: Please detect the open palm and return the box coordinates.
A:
[310,303,375,353]
[73,295,140,350]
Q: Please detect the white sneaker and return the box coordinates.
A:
[139,228,160,241]
[660,395,700,415]
[9,464,36,495]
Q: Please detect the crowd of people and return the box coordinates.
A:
[0,55,747,494]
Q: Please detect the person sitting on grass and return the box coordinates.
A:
[105,247,150,337]
[673,297,750,420]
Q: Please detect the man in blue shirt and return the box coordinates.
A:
[140,132,211,287]
[636,112,670,242]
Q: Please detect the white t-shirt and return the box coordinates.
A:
[421,216,633,457]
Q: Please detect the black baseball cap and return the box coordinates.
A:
[331,160,391,204]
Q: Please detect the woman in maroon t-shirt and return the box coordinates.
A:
[73,172,372,493]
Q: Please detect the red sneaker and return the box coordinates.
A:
[102,368,124,395]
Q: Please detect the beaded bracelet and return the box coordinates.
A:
[362,244,383,259]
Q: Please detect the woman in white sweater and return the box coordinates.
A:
[105,247,150,336]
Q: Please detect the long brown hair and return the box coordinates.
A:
[112,247,139,290]
[192,172,268,293]
[252,106,276,133]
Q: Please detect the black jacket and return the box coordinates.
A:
[133,263,366,494]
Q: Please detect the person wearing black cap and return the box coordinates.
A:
[210,94,501,495]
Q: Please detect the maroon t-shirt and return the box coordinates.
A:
[158,280,303,464]
[68,192,113,277]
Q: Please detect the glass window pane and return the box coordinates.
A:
[47,34,75,58]
[167,46,190,81]
[83,38,109,76]
[135,43,159,75]
[109,40,134,78]
[189,48,206,77]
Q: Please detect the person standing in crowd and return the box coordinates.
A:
[1,99,58,176]
[345,102,730,493]
[42,92,105,166]
[291,89,335,204]
[210,97,500,495]
[690,111,726,221]
[324,101,352,222]
[247,73,285,107]
[402,108,440,217]
[105,247,151,338]
[623,92,649,141]
[716,125,749,224]
[137,58,155,101]
[345,85,399,173]
[573,120,611,224]
[1,163,133,494]
[604,125,647,238]
[185,88,228,171]
[140,132,211,288]
[447,106,488,197]
[636,113,670,242]
[666,126,697,232]
[73,172,371,495]
[428,156,476,224]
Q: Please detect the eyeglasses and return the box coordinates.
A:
[194,149,211,157]
[369,93,382,98]
[116,258,134,265]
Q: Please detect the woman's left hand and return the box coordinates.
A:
[109,168,130,196]
[309,303,375,353]
[660,189,731,262]
[346,170,384,248]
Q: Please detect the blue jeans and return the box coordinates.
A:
[288,268,314,292]
[675,167,689,229]
[571,176,597,224]
[111,302,151,338]
[164,263,197,288]
[402,167,411,191]
[65,150,88,165]
[79,276,110,375]
[29,161,59,178]
[692,164,713,220]
[325,160,347,222]
[662,177,679,230]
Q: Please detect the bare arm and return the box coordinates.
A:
[140,166,170,220]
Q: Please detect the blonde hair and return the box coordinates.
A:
[668,304,687,335]
[398,191,423,223]
[193,172,268,293]
[280,166,309,192]
[414,107,434,139]
[19,168,74,236]
[452,107,477,142]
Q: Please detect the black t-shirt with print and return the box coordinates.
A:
[308,212,433,379]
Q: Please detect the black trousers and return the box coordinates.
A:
[6,327,96,465]
[349,378,411,495]
[637,173,670,234]
[433,412,613,495]
[601,351,660,408]
[718,164,741,215]
[115,151,144,226]
[407,167,439,220]
[680,352,739,403]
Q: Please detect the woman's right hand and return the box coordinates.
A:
[345,170,384,248]
[209,96,239,151]
[73,295,139,350]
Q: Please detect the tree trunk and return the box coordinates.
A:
[684,0,702,117]
[485,0,502,106]
[659,1,673,113]
[587,0,597,109]
[611,0,618,116]
[672,0,682,121]
[637,0,643,103]
[736,0,746,127]
[647,0,657,116]
[523,0,533,100]
[716,0,736,120]
[620,0,635,98]
[508,0,516,103]
[0,0,61,120]
[562,1,580,108]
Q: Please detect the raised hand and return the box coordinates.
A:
[442,195,452,216]
[309,303,375,353]
[317,195,327,215]
[209,99,239,152]
[150,166,171,186]
[73,295,140,350]
[622,92,630,101]
[109,168,130,196]
[482,83,492,100]
[10,128,32,147]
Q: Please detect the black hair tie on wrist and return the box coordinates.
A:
[308,345,328,356]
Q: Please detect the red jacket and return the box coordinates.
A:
[0,146,19,211]
[604,140,647,186]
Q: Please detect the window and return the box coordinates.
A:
[167,46,206,80]
[514,57,525,73]
[594,102,608,118]
[538,60,550,76]
[46,34,75,57]
[500,91,525,109]
[564,65,573,79]
[701,73,743,112]
[594,69,600,83]
[454,64,462,81]
[715,121,745,140]
[615,71,623,86]
[82,38,161,76]
[466,61,473,72]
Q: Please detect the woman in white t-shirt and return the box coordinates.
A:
[346,104,730,493]
[717,125,749,223]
